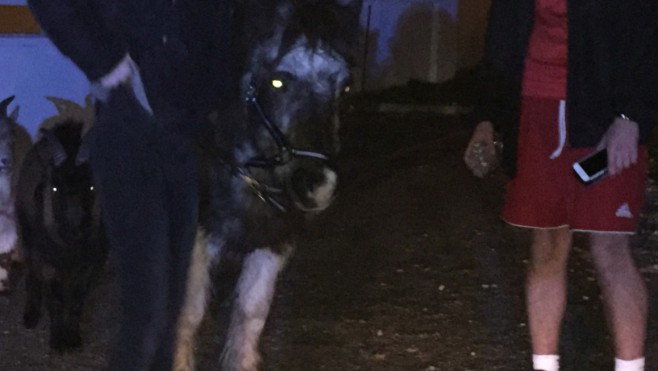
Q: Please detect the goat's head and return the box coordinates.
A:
[237,0,362,212]
[41,124,96,243]
[0,96,19,175]
[0,96,19,293]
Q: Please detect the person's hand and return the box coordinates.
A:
[598,116,639,176]
[90,54,153,115]
[464,121,498,178]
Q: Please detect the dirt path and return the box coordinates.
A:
[2,109,658,370]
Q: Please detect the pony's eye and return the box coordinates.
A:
[270,71,295,91]
[271,79,285,89]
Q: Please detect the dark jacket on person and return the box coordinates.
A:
[27,0,236,130]
[473,0,658,176]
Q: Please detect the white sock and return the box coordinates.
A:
[533,354,559,371]
[615,357,645,371]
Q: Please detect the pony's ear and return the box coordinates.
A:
[9,106,19,123]
[337,0,363,14]
[336,0,363,51]
[275,1,294,21]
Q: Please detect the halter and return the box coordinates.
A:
[210,84,331,213]
[242,84,330,168]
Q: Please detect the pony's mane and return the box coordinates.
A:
[280,0,361,62]
[242,0,361,63]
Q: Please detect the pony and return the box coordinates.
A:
[174,0,363,370]
[0,95,32,294]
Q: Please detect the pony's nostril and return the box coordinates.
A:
[291,168,324,195]
[288,167,337,211]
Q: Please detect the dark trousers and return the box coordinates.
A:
[89,87,198,371]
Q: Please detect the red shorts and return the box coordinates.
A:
[502,97,648,233]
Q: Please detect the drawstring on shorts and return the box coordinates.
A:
[549,99,567,159]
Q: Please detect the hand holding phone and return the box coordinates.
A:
[573,149,608,184]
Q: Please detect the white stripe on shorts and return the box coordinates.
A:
[549,100,567,159]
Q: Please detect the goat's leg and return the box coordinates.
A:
[220,245,292,371]
[46,276,82,352]
[174,230,212,371]
[0,252,12,294]
[22,260,44,329]
[46,277,66,351]
[58,272,93,352]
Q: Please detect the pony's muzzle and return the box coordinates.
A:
[287,164,337,212]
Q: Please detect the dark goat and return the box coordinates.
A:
[16,120,107,353]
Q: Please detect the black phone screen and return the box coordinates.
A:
[579,149,608,177]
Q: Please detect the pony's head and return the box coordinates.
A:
[235,0,362,212]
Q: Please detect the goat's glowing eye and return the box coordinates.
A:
[271,79,284,89]
[52,187,58,192]
[90,186,94,191]
[344,85,351,93]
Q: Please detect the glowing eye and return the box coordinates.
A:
[90,186,94,191]
[52,187,58,192]
[271,79,284,89]
[344,85,351,93]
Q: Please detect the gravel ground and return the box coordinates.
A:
[2,105,658,371]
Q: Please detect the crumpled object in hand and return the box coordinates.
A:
[465,140,503,178]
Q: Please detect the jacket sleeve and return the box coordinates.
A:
[611,0,658,142]
[468,0,535,177]
[27,0,128,82]
[470,0,533,131]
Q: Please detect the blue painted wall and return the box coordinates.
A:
[0,35,89,138]
[359,0,489,90]
[0,0,487,128]
[364,0,457,64]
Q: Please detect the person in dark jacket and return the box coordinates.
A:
[464,1,658,370]
[26,1,235,370]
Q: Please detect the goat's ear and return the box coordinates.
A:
[75,137,91,165]
[0,95,15,119]
[9,106,19,123]
[42,130,68,167]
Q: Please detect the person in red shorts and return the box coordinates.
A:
[464,1,658,370]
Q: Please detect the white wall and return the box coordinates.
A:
[0,35,89,138]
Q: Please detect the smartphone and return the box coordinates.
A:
[572,149,608,183]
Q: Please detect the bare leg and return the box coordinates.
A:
[174,230,212,371]
[589,233,646,360]
[221,246,291,371]
[526,227,572,355]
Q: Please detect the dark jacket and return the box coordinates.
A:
[27,0,235,124]
[474,0,658,176]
